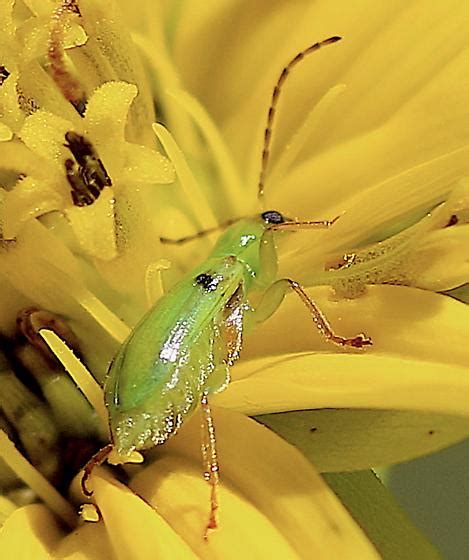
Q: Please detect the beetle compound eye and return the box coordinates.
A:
[261,210,285,224]
[194,273,220,292]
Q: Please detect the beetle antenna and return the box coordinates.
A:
[257,36,342,201]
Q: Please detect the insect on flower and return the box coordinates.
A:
[82,35,372,537]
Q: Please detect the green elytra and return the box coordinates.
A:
[106,216,270,455]
[84,36,372,532]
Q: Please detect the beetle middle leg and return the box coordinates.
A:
[81,443,113,497]
[248,279,372,348]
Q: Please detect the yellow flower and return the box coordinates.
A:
[0,0,467,558]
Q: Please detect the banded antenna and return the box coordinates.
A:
[257,36,342,200]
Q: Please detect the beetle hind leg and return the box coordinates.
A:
[200,392,220,539]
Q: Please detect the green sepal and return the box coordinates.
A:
[254,408,469,472]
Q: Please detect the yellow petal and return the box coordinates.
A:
[135,408,379,559]
[242,285,469,369]
[0,141,56,182]
[216,353,469,418]
[3,177,64,239]
[84,81,137,151]
[283,146,469,267]
[173,1,469,224]
[0,122,12,141]
[91,469,198,560]
[0,218,84,318]
[53,521,112,560]
[20,110,75,170]
[0,496,16,525]
[412,225,469,290]
[121,143,175,184]
[131,456,301,559]
[21,0,55,17]
[0,504,63,559]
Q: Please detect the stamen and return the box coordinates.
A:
[152,123,218,232]
[166,88,244,216]
[144,259,171,307]
[49,1,87,115]
[15,309,102,440]
[0,429,76,529]
[38,330,108,430]
[25,256,130,344]
[17,307,81,363]
[74,290,130,344]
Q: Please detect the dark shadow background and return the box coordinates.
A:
[386,439,469,559]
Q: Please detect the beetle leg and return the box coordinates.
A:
[81,443,113,497]
[285,279,372,348]
[248,278,372,348]
[200,392,220,539]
